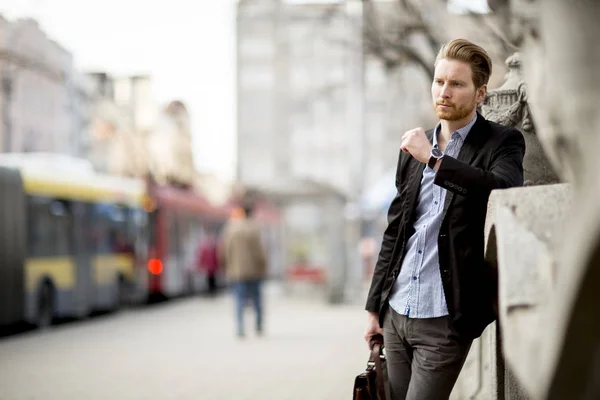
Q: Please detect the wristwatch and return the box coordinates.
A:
[428,148,444,169]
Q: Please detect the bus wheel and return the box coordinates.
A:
[37,283,54,329]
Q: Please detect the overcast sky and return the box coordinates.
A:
[0,0,237,180]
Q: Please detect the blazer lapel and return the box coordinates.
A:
[455,113,489,165]
[441,113,490,219]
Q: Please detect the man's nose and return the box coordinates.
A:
[440,84,451,98]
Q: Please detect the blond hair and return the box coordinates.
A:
[435,39,492,88]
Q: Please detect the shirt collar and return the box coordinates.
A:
[433,113,478,147]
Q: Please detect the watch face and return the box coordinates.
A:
[432,148,444,158]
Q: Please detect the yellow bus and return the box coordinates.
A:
[0,154,150,328]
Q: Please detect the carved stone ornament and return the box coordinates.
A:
[481,53,559,186]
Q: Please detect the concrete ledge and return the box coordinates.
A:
[452,183,572,400]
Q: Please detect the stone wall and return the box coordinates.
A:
[451,51,566,400]
[458,1,600,398]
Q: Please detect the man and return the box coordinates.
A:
[221,202,267,338]
[364,39,525,399]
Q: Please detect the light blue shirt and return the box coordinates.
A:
[389,115,477,318]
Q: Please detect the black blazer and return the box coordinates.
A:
[365,113,525,339]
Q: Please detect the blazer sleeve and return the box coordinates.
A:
[365,150,405,313]
[434,128,526,197]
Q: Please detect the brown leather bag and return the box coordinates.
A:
[353,334,388,400]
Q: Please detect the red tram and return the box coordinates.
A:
[145,184,228,297]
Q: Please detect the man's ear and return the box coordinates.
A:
[477,84,488,104]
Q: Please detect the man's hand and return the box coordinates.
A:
[400,127,432,164]
[364,311,384,349]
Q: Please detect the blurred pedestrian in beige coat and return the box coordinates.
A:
[220,203,267,338]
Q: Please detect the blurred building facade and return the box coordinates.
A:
[284,4,352,194]
[70,70,94,157]
[86,72,155,178]
[86,73,224,199]
[0,16,87,156]
[236,0,390,198]
[236,0,281,187]
[147,100,196,187]
[114,75,156,133]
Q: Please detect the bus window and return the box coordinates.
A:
[27,197,71,258]
[90,203,131,255]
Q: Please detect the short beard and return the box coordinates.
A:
[433,100,477,122]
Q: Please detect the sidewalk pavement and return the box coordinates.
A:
[0,280,372,400]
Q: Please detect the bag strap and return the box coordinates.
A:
[368,335,387,400]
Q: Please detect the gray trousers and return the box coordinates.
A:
[383,307,472,400]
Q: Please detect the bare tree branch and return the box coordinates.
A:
[398,44,435,80]
[466,11,519,57]
[397,0,443,53]
[361,0,521,78]
[362,0,438,79]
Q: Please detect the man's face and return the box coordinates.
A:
[431,59,486,122]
